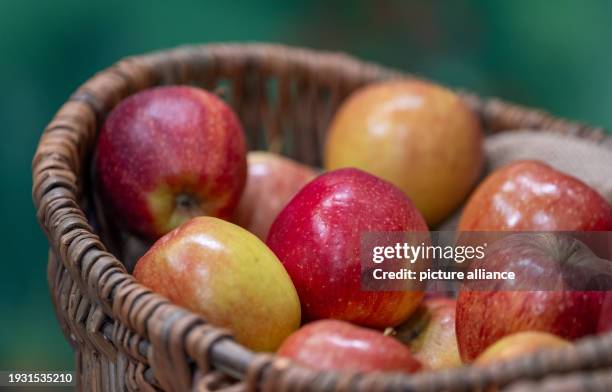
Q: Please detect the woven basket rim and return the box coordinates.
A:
[33,42,612,392]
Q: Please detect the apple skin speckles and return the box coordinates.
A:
[232,152,317,241]
[458,160,612,232]
[456,233,607,362]
[133,216,300,352]
[277,319,422,373]
[267,168,428,328]
[96,86,247,240]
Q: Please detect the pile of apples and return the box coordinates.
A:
[95,81,612,373]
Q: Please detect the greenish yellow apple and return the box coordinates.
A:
[390,297,461,370]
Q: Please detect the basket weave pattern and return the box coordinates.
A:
[33,44,612,391]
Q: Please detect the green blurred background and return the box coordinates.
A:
[1,0,612,371]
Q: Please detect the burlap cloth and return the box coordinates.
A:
[439,130,612,230]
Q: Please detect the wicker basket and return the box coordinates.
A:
[33,44,612,392]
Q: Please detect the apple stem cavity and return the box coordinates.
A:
[176,193,201,212]
[169,193,205,229]
[389,306,432,344]
[95,85,247,240]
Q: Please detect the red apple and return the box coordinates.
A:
[96,85,247,240]
[391,298,461,370]
[278,319,422,373]
[458,160,612,231]
[267,168,428,328]
[474,331,571,366]
[456,233,608,362]
[325,80,483,226]
[233,151,317,240]
[133,216,300,351]
[598,292,612,334]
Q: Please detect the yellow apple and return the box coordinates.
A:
[391,297,461,370]
[324,80,483,226]
[475,331,571,365]
[133,216,301,351]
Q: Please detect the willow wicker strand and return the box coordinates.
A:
[33,44,612,392]
[502,368,612,392]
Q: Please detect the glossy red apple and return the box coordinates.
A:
[278,320,422,373]
[474,331,571,365]
[233,151,317,240]
[456,233,608,362]
[133,216,300,351]
[96,85,247,240]
[267,168,428,328]
[325,79,483,226]
[392,298,461,369]
[458,160,612,231]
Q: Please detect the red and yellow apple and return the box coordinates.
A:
[233,151,317,240]
[392,298,461,370]
[133,216,300,351]
[456,233,607,362]
[474,331,571,365]
[324,80,483,226]
[267,168,428,327]
[96,86,247,240]
[458,160,612,231]
[278,319,422,373]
